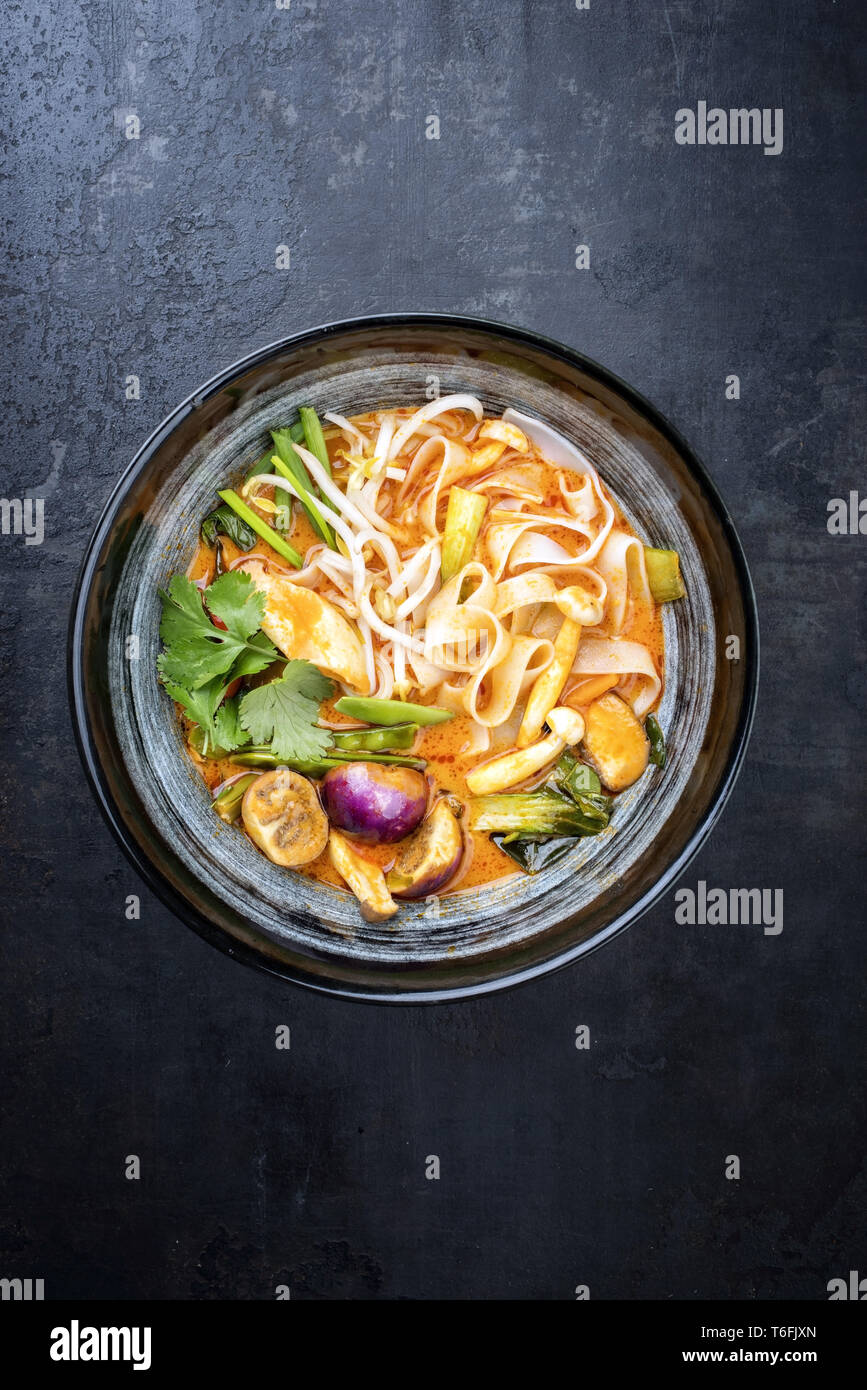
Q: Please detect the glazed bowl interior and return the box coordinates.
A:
[70,317,757,1000]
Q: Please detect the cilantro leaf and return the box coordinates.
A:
[157,572,278,690]
[163,677,251,757]
[205,571,268,638]
[239,660,334,761]
[163,675,224,736]
[213,696,249,754]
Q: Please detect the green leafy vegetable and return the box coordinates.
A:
[201,504,257,552]
[548,748,603,800]
[157,572,278,691]
[166,683,251,758]
[645,713,666,767]
[238,660,335,762]
[468,790,610,838]
[492,835,579,875]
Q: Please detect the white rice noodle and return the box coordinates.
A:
[387,537,438,597]
[463,633,554,728]
[470,468,544,506]
[595,528,652,634]
[486,472,615,577]
[459,720,491,756]
[373,645,395,699]
[408,648,450,692]
[571,636,661,717]
[387,394,484,462]
[394,544,440,621]
[559,470,599,522]
[424,562,510,676]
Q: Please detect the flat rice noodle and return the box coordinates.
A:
[595,528,652,634]
[571,635,661,717]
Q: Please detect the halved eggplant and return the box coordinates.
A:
[386,800,463,899]
[241,769,329,867]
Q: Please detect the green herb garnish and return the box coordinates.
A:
[238,660,335,763]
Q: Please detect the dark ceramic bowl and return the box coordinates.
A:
[69,315,758,1001]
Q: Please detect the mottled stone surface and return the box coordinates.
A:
[0,0,863,1299]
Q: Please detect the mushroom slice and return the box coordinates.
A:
[581,693,650,792]
[328,830,398,921]
[241,769,329,867]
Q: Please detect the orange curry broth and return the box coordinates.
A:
[182,434,664,898]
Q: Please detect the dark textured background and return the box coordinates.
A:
[1,0,864,1300]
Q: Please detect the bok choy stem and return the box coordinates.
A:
[441,486,488,582]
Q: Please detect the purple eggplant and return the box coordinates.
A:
[321,762,428,844]
[241,769,329,867]
[386,800,464,898]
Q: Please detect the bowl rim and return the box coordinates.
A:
[67,311,760,1003]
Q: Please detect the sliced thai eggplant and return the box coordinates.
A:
[328,830,397,921]
[321,762,428,843]
[241,769,329,866]
[386,799,464,899]
[581,692,650,792]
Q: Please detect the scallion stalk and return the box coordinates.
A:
[299,406,332,478]
[270,429,335,547]
[216,490,303,568]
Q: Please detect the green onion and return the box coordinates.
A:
[441,486,488,582]
[212,774,259,823]
[331,722,419,751]
[645,713,666,767]
[644,547,685,602]
[216,490,303,568]
[299,406,332,478]
[334,696,453,727]
[243,450,290,528]
[289,422,305,443]
[245,452,275,482]
[468,791,610,837]
[270,430,335,548]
